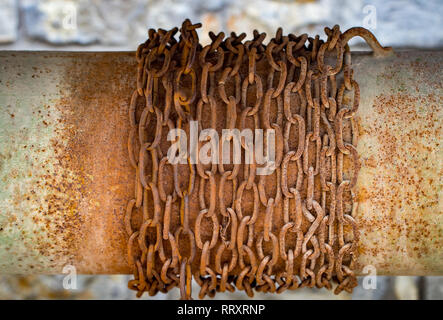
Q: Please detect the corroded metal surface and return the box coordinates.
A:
[0,52,73,274]
[0,51,136,274]
[124,23,376,298]
[353,50,443,275]
[0,50,441,275]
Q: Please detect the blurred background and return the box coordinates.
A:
[0,0,442,300]
[1,0,443,50]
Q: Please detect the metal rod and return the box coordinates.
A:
[0,50,441,275]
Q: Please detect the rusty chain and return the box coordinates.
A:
[126,19,391,299]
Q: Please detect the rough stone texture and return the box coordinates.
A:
[0,0,18,43]
[352,277,394,300]
[394,277,419,300]
[21,0,102,44]
[361,0,443,48]
[0,275,426,300]
[0,275,349,300]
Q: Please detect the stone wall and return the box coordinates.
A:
[1,0,443,50]
[0,0,441,300]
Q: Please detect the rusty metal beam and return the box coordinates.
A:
[0,50,441,275]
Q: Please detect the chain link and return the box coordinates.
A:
[126,20,392,298]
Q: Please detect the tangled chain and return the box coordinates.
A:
[126,20,392,299]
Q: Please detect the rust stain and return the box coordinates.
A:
[355,51,442,274]
[47,52,358,275]
[0,52,85,273]
[2,51,440,276]
[55,53,137,273]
